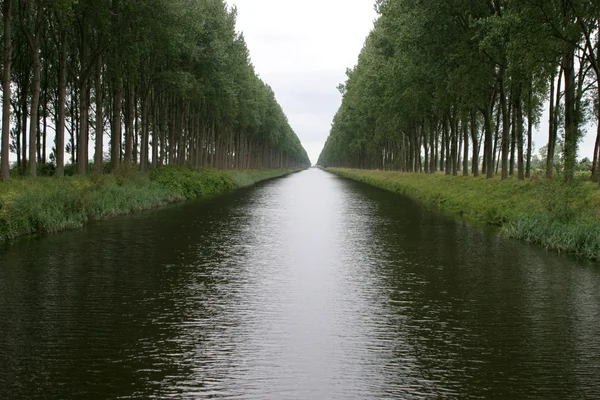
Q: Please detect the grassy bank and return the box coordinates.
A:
[327,168,600,260]
[0,167,300,242]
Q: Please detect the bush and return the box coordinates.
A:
[149,166,235,199]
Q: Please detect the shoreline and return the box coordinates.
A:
[0,167,302,243]
[326,168,600,261]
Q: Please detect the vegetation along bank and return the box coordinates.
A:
[327,168,600,261]
[0,167,301,242]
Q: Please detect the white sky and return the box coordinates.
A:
[231,0,377,165]
[231,0,597,164]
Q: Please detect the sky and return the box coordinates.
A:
[230,0,598,165]
[230,0,378,165]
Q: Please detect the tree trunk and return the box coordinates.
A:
[77,77,89,175]
[463,116,469,176]
[483,105,494,179]
[140,90,149,172]
[597,120,600,188]
[547,69,562,178]
[516,87,525,181]
[94,55,104,174]
[470,110,479,177]
[563,44,577,182]
[526,87,533,178]
[152,91,158,169]
[499,72,509,180]
[21,69,28,174]
[55,31,67,177]
[28,41,41,177]
[1,0,12,181]
[125,81,134,164]
[111,78,122,173]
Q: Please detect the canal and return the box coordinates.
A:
[1,169,599,399]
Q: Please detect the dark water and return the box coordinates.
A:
[1,169,600,399]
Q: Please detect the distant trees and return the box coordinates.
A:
[318,0,600,187]
[0,0,309,181]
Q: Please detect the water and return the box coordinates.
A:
[1,169,599,399]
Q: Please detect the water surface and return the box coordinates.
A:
[1,169,599,399]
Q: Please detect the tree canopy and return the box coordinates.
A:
[0,0,310,181]
[318,0,600,187]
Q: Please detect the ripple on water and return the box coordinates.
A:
[1,169,600,399]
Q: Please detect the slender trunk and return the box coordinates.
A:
[152,91,158,169]
[28,42,41,177]
[563,44,577,182]
[111,78,122,173]
[450,115,458,176]
[483,105,494,179]
[55,32,67,177]
[597,120,600,188]
[526,86,533,178]
[42,71,47,164]
[440,119,446,172]
[593,124,599,181]
[140,88,149,172]
[471,110,480,177]
[77,77,89,175]
[510,97,516,176]
[94,55,103,173]
[463,116,469,176]
[21,68,28,174]
[499,72,509,180]
[1,0,12,181]
[493,105,501,174]
[125,81,134,163]
[547,69,562,178]
[516,87,525,180]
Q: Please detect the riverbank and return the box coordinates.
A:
[327,168,600,260]
[0,167,301,242]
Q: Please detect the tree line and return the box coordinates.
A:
[318,0,600,187]
[0,0,310,181]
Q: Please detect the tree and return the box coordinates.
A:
[1,0,12,181]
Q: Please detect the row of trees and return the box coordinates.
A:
[0,0,309,181]
[318,0,600,187]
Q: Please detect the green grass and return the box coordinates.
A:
[228,168,302,187]
[0,167,300,242]
[327,168,600,261]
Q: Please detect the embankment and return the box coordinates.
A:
[0,167,300,242]
[327,168,600,260]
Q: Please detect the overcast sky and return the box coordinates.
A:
[231,0,377,165]
[231,0,597,164]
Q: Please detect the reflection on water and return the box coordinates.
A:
[1,169,599,399]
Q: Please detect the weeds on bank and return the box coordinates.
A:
[0,167,300,242]
[328,168,600,260]
[149,166,236,199]
[0,173,180,241]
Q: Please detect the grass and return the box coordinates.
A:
[327,168,600,261]
[0,166,300,242]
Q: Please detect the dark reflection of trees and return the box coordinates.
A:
[355,181,600,398]
[0,188,255,400]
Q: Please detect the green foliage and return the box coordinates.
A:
[318,0,598,183]
[228,169,299,187]
[0,175,181,241]
[149,166,235,199]
[2,0,310,179]
[0,167,300,241]
[505,215,600,260]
